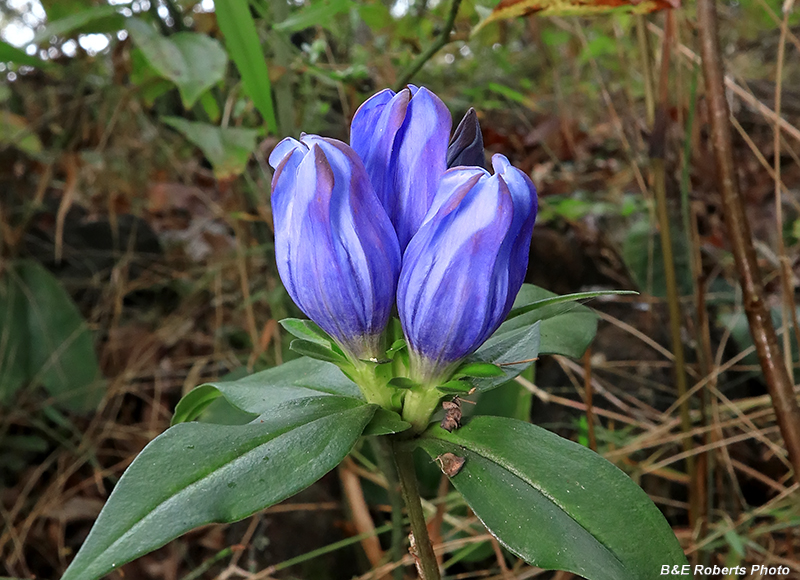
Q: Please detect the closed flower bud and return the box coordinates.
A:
[350,85,451,250]
[269,135,402,360]
[397,154,538,383]
[446,108,485,169]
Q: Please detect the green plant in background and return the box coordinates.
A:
[0,260,104,412]
[61,86,687,580]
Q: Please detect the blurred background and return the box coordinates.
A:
[1,0,800,578]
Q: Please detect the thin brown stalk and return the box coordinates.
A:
[647,21,800,146]
[583,348,597,452]
[340,458,387,575]
[649,11,697,525]
[697,0,800,482]
[773,0,798,381]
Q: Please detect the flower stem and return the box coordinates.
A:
[401,388,442,434]
[371,438,406,580]
[392,442,440,580]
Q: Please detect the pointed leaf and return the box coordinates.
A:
[214,0,277,132]
[418,416,688,580]
[179,356,362,419]
[5,261,104,412]
[508,289,637,318]
[501,284,597,359]
[289,339,349,365]
[62,397,376,580]
[280,318,334,347]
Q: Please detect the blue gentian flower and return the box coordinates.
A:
[269,135,402,360]
[350,85,451,250]
[397,154,538,384]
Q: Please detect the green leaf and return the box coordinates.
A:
[0,269,29,403]
[289,339,349,365]
[274,0,354,33]
[465,321,540,393]
[214,0,278,133]
[181,356,362,419]
[32,5,123,44]
[171,384,222,425]
[418,417,688,580]
[40,0,95,21]
[362,407,411,436]
[62,397,376,580]
[280,318,334,347]
[127,19,227,109]
[129,47,174,106]
[455,361,505,378]
[0,261,103,412]
[508,289,637,318]
[162,117,258,180]
[501,284,597,358]
[0,40,53,68]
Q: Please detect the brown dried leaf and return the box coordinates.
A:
[477,0,678,31]
[435,453,466,477]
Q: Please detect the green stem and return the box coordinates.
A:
[392,443,441,580]
[371,439,406,580]
[401,388,442,434]
[394,0,464,91]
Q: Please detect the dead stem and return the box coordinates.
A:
[697,0,800,482]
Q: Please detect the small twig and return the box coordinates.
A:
[697,0,800,483]
[394,0,464,91]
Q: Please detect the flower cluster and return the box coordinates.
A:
[269,86,537,402]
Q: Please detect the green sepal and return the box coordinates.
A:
[455,361,505,378]
[436,379,474,394]
[388,377,418,389]
[386,338,407,360]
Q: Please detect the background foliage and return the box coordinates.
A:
[2,0,800,578]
